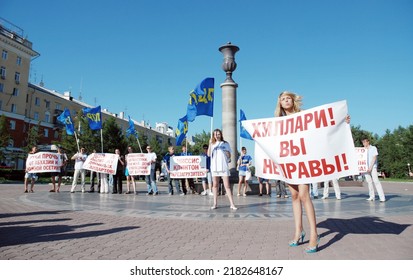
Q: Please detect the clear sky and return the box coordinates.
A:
[2,0,412,153]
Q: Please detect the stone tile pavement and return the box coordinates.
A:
[0,181,412,260]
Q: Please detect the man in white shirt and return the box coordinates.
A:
[70,147,87,193]
[362,138,386,202]
[145,146,158,195]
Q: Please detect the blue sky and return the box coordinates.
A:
[2,0,412,153]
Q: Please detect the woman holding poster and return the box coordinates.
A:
[208,129,237,210]
[275,91,320,253]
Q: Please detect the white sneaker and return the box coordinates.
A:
[366,197,375,201]
[321,196,328,199]
[209,191,214,196]
[201,191,207,196]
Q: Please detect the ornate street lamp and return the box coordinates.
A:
[219,42,240,83]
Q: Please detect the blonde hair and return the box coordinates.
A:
[274,91,303,117]
[211,128,225,144]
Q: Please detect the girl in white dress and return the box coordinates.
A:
[208,129,237,210]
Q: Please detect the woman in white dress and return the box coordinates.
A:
[208,129,237,210]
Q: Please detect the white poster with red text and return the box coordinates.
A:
[170,156,207,178]
[83,153,119,175]
[26,152,61,173]
[242,100,358,184]
[125,153,151,176]
[355,147,368,174]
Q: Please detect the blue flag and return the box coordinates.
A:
[82,106,102,130]
[126,116,138,138]
[175,115,188,146]
[240,109,253,140]
[186,77,214,122]
[57,109,75,135]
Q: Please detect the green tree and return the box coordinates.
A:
[0,115,10,161]
[25,121,41,152]
[102,117,127,153]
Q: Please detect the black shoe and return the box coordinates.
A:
[258,193,263,196]
[112,192,118,194]
[88,190,95,193]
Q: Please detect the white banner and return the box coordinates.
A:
[125,153,151,176]
[243,100,358,184]
[26,152,61,173]
[170,155,207,178]
[355,147,368,174]
[83,153,119,175]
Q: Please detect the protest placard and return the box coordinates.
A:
[170,155,207,178]
[355,147,368,173]
[83,153,119,175]
[125,153,151,176]
[26,152,61,173]
[242,100,358,184]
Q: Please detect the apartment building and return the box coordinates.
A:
[0,18,175,169]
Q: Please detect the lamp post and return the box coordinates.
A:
[219,42,239,180]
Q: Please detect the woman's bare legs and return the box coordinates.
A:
[298,184,318,248]
[212,176,219,207]
[222,176,236,208]
[288,184,318,247]
[288,184,304,241]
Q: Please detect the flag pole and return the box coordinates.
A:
[100,129,104,153]
[136,136,142,153]
[74,131,80,152]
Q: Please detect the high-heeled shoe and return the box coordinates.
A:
[288,231,306,247]
[305,235,320,253]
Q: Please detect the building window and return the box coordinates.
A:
[35,97,40,106]
[56,103,61,110]
[12,88,19,96]
[44,128,49,137]
[8,139,14,148]
[10,120,16,130]
[1,50,7,60]
[45,100,50,109]
[0,83,3,93]
[15,72,20,84]
[34,112,39,120]
[16,56,22,66]
[0,100,2,110]
[45,112,51,123]
[54,131,59,139]
[0,67,5,79]
[11,104,17,113]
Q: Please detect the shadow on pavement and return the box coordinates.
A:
[317,216,411,251]
[0,210,140,247]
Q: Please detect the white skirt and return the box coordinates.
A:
[212,171,230,177]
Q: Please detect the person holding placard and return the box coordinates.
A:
[208,129,237,210]
[274,91,319,253]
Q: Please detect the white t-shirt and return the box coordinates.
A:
[210,141,232,173]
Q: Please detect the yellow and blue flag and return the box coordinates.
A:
[57,109,75,135]
[82,106,102,130]
[175,115,188,146]
[126,116,138,138]
[240,109,253,140]
[186,77,214,122]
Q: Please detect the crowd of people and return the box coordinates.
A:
[22,90,388,254]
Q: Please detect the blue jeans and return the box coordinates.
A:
[145,169,158,193]
[167,173,180,194]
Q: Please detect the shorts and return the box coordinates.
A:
[201,172,212,184]
[125,168,129,176]
[212,171,230,177]
[259,178,269,183]
[25,173,37,179]
[238,170,247,176]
